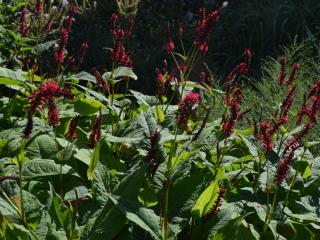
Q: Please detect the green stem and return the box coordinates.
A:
[284,171,298,207]
[263,189,278,233]
[18,160,26,225]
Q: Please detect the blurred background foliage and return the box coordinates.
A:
[1,0,320,98]
[67,0,320,92]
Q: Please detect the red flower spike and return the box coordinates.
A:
[47,96,60,127]
[146,130,159,162]
[165,23,175,54]
[280,87,295,118]
[67,115,80,140]
[44,15,54,32]
[222,87,243,137]
[79,41,89,64]
[256,122,273,151]
[297,94,311,124]
[275,150,295,185]
[88,111,102,148]
[19,7,28,36]
[178,24,184,37]
[28,88,46,114]
[68,3,77,17]
[243,49,252,66]
[225,49,251,92]
[155,68,166,96]
[35,0,44,17]
[126,16,134,36]
[54,28,69,64]
[193,7,222,55]
[177,92,201,128]
[286,63,300,85]
[26,81,74,130]
[65,16,74,33]
[277,56,287,85]
[93,70,110,91]
[203,187,225,221]
[23,112,33,138]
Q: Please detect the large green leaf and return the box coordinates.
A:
[22,159,80,179]
[103,67,137,81]
[83,164,148,239]
[192,180,220,219]
[0,67,29,87]
[26,134,58,160]
[74,97,105,115]
[106,194,161,239]
[87,141,101,181]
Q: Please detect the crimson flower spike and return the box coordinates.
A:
[79,41,89,64]
[165,22,175,54]
[176,92,201,129]
[68,3,77,17]
[88,109,102,148]
[19,7,28,36]
[35,0,44,18]
[23,112,33,138]
[277,56,287,85]
[67,115,80,140]
[47,96,60,127]
[203,187,225,221]
[296,94,311,124]
[221,87,243,137]
[146,130,159,162]
[224,49,252,93]
[286,63,300,85]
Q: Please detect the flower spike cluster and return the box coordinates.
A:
[93,69,110,92]
[275,80,320,184]
[193,6,223,55]
[19,7,28,36]
[88,110,102,148]
[276,56,300,85]
[165,23,175,54]
[177,92,201,129]
[67,115,80,140]
[255,87,295,151]
[222,87,243,137]
[23,81,74,138]
[54,4,77,64]
[224,49,251,93]
[110,14,132,67]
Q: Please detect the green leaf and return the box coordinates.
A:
[154,106,165,123]
[192,180,220,219]
[73,148,91,165]
[138,188,158,207]
[50,185,80,240]
[74,97,105,115]
[106,194,161,239]
[31,40,57,54]
[68,71,96,83]
[87,141,101,181]
[104,134,141,144]
[0,195,20,223]
[22,159,80,179]
[83,165,148,239]
[0,67,29,88]
[103,67,138,81]
[92,162,119,206]
[26,134,58,160]
[210,213,255,240]
[129,90,157,106]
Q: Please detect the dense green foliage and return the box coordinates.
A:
[0,1,320,240]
